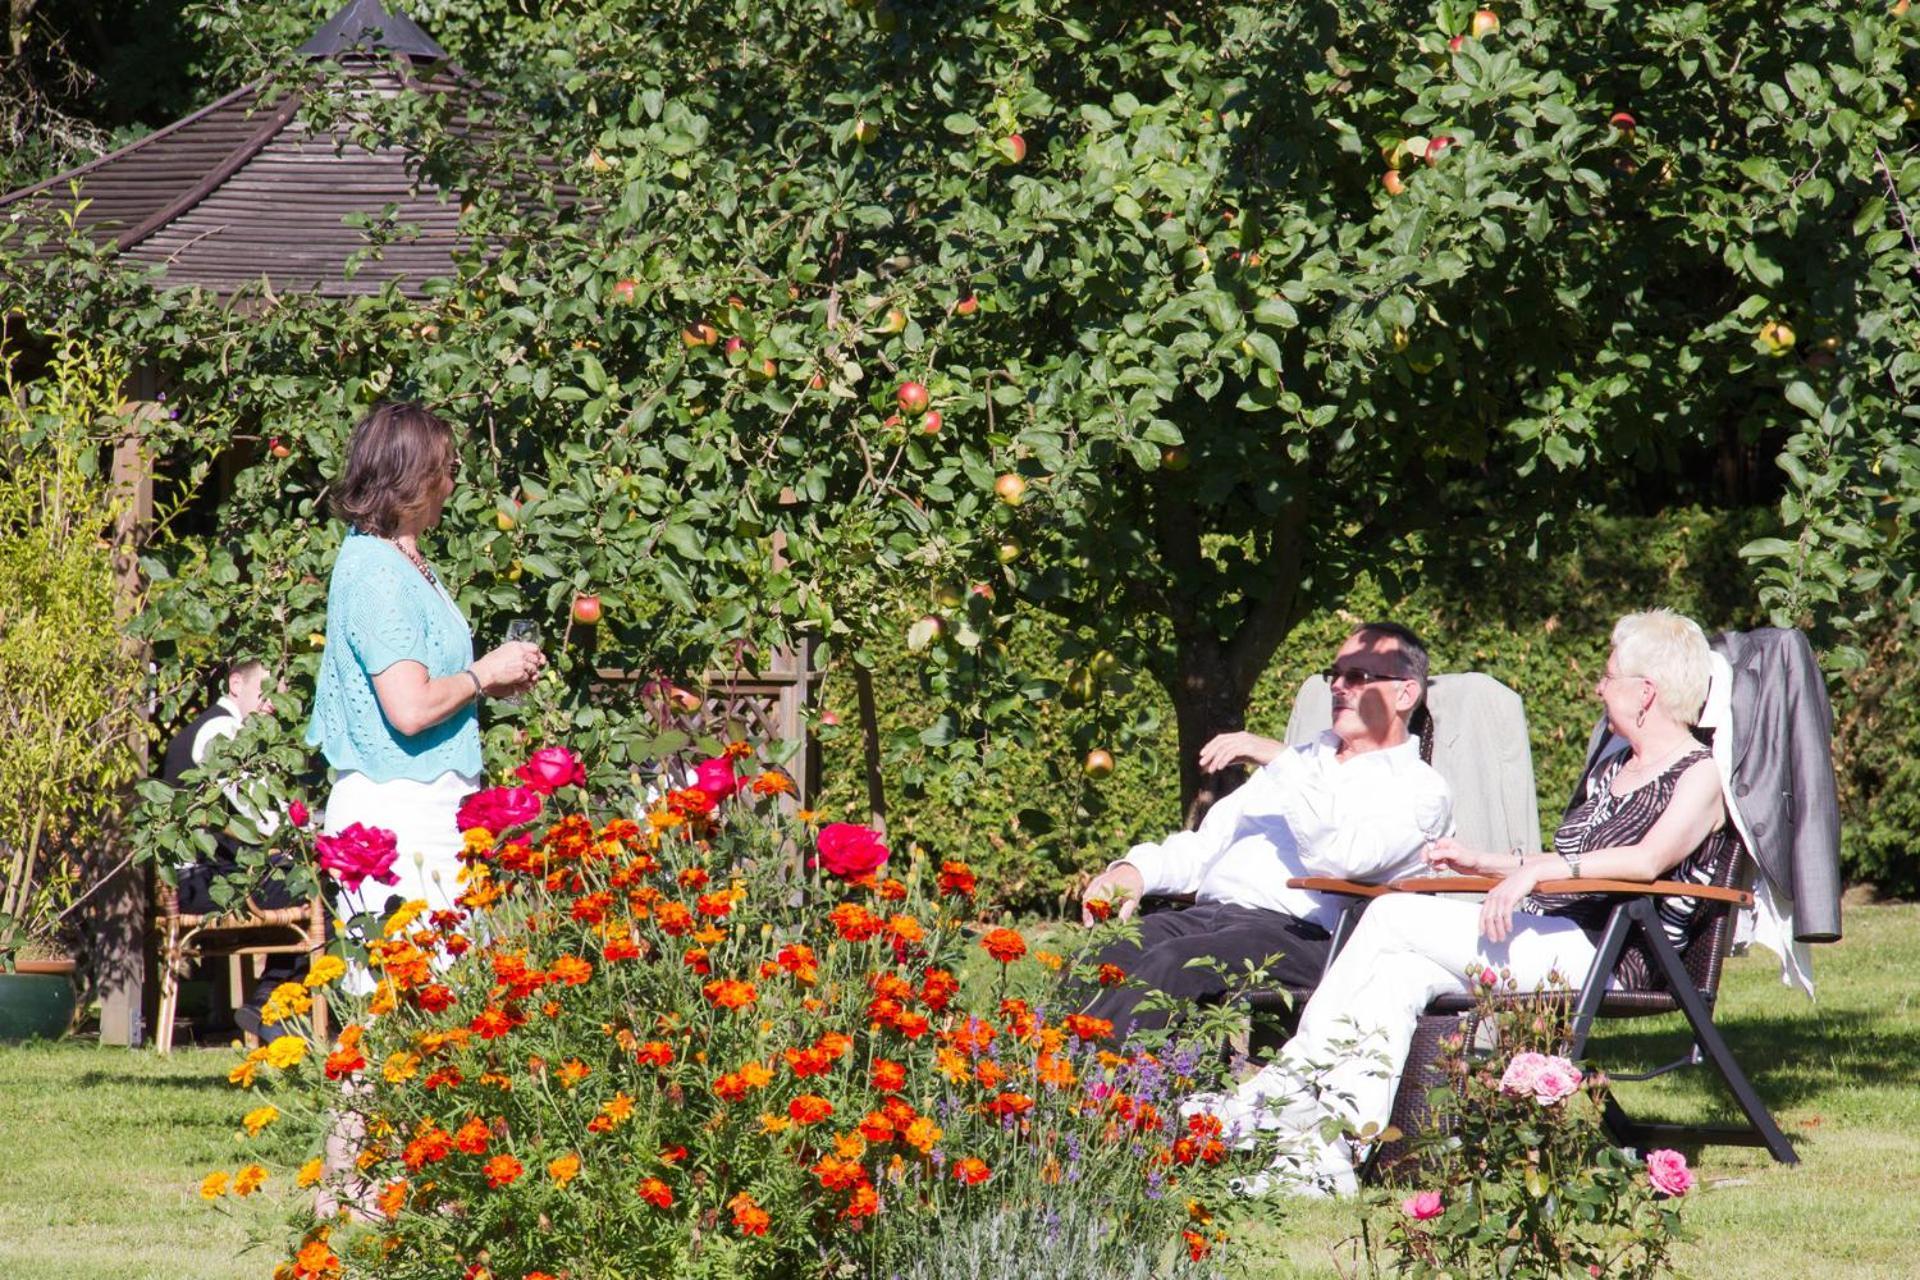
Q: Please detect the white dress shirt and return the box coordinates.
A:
[1121,732,1452,930]
[194,696,280,838]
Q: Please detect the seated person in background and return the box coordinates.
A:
[1198,609,1733,1197]
[1073,622,1453,1036]
[161,659,309,1036]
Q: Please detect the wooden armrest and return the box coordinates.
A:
[1287,875,1751,908]
[1287,877,1395,898]
[1385,875,1753,907]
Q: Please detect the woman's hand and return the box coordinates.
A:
[1423,837,1507,877]
[471,640,545,698]
[1197,731,1283,773]
[1479,862,1545,944]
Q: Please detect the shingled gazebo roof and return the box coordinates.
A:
[0,1,539,299]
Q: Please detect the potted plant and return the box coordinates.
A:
[0,335,148,1039]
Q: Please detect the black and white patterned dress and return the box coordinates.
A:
[1525,748,1735,991]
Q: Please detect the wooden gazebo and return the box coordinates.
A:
[1,0,816,1047]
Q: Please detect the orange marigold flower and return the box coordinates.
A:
[951,1157,992,1186]
[294,1239,339,1276]
[550,955,593,987]
[1064,1013,1114,1043]
[728,1191,771,1236]
[937,860,977,897]
[470,1007,516,1040]
[834,1130,867,1160]
[374,1178,407,1218]
[876,877,908,902]
[655,902,694,935]
[415,982,457,1013]
[980,927,1027,964]
[1096,962,1128,987]
[870,1058,907,1093]
[1034,949,1064,972]
[788,1094,835,1125]
[423,1066,464,1091]
[483,1154,524,1188]
[1036,1053,1078,1089]
[570,891,614,924]
[785,1045,834,1078]
[403,1124,454,1170]
[199,1170,229,1200]
[828,902,882,942]
[702,978,757,1011]
[382,1051,422,1085]
[1183,1230,1211,1261]
[903,1116,943,1153]
[751,770,795,796]
[548,1153,581,1186]
[858,1111,895,1143]
[296,1157,324,1189]
[556,1059,592,1089]
[695,890,734,918]
[636,1177,674,1209]
[1084,897,1115,922]
[886,914,924,944]
[812,1154,866,1192]
[684,947,712,975]
[659,1144,689,1165]
[919,968,959,1011]
[454,1117,491,1155]
[632,1039,674,1069]
[599,1093,636,1127]
[775,943,818,983]
[758,1112,792,1134]
[975,1059,1007,1089]
[676,866,710,890]
[741,1060,773,1088]
[935,1047,970,1083]
[324,1044,367,1081]
[844,1182,880,1220]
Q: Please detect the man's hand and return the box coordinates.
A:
[1081,862,1145,925]
[1196,731,1283,774]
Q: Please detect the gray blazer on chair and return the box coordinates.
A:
[1286,672,1540,857]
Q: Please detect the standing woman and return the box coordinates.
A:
[306,402,542,928]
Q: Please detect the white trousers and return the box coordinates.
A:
[1221,893,1600,1189]
[321,770,478,991]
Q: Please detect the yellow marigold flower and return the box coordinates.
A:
[296,1158,325,1188]
[369,980,399,1017]
[384,1051,422,1084]
[479,1071,514,1091]
[260,982,312,1026]
[1035,950,1064,972]
[242,1105,280,1136]
[199,1171,229,1200]
[834,1131,867,1160]
[383,899,429,938]
[228,1060,260,1088]
[693,925,727,945]
[233,1164,268,1197]
[264,1036,308,1070]
[758,1113,791,1135]
[548,1153,581,1186]
[375,1178,407,1219]
[462,827,496,856]
[304,955,347,988]
[795,809,821,824]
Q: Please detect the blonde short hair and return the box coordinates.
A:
[1611,609,1712,726]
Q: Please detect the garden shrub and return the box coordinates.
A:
[208,744,1239,1280]
[1351,973,1690,1279]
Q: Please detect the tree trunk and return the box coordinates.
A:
[851,661,887,834]
[1170,638,1247,828]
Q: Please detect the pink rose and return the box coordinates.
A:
[1400,1190,1444,1221]
[515,745,586,795]
[288,800,309,828]
[691,755,741,802]
[1477,966,1500,988]
[1529,1057,1585,1105]
[456,785,544,837]
[812,822,890,878]
[1500,1051,1548,1097]
[1646,1148,1693,1198]
[315,823,400,892]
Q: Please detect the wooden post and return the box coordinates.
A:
[96,371,158,1047]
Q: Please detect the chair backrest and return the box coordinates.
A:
[1285,671,1541,855]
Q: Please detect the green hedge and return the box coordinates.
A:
[814,506,1912,910]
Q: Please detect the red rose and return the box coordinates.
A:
[515,746,586,795]
[315,823,400,892]
[690,755,740,802]
[455,785,544,837]
[287,800,309,828]
[813,823,890,879]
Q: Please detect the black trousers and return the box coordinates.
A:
[1076,902,1333,1038]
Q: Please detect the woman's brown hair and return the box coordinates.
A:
[330,402,457,537]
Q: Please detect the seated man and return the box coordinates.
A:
[1075,622,1453,1036]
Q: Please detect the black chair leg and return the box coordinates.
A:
[1610,899,1799,1165]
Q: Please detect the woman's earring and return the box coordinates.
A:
[1635,705,1647,729]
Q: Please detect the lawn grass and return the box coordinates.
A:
[0,904,1913,1279]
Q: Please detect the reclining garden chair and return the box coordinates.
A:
[1284,639,1827,1170]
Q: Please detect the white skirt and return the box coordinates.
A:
[321,769,479,923]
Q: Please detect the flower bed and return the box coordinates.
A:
[206,746,1234,1279]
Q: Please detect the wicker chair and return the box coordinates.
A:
[152,875,329,1054]
[1298,846,1797,1177]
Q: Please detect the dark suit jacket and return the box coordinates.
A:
[1573,628,1842,943]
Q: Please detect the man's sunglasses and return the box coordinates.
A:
[1320,665,1412,689]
